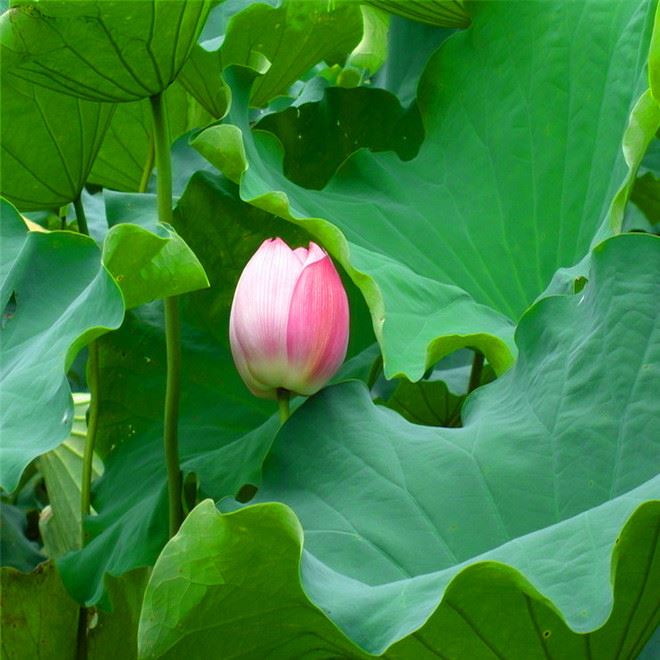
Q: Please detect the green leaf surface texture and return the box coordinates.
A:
[1,0,214,102]
[195,0,655,381]
[0,199,124,492]
[139,233,660,658]
[56,172,375,606]
[0,71,114,211]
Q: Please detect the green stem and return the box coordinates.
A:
[367,355,383,390]
[277,389,290,424]
[467,350,484,394]
[73,196,89,235]
[149,93,173,224]
[73,193,93,660]
[76,607,87,660]
[139,135,155,193]
[73,195,97,534]
[80,341,99,526]
[163,296,183,536]
[150,91,183,537]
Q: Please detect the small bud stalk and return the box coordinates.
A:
[277,389,290,424]
[230,238,350,408]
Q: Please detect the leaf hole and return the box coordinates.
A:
[543,630,551,639]
[236,484,258,503]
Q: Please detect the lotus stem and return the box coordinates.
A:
[150,92,184,538]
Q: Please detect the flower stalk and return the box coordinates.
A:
[150,92,184,538]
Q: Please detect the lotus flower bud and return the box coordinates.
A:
[229,238,350,399]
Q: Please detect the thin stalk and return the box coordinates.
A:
[277,389,290,424]
[73,193,94,660]
[80,341,99,526]
[139,135,155,193]
[73,196,89,235]
[467,350,484,394]
[76,607,87,660]
[73,195,97,531]
[149,93,173,224]
[163,295,183,536]
[366,355,383,390]
[150,91,183,537]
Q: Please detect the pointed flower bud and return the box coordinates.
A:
[229,238,350,399]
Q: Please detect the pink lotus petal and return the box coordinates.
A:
[285,251,349,395]
[293,246,308,263]
[230,237,350,399]
[229,238,304,395]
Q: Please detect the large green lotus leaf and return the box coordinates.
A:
[1,0,214,102]
[195,0,654,380]
[0,72,114,211]
[88,80,214,193]
[0,199,124,492]
[57,171,375,606]
[138,499,659,660]
[138,232,660,657]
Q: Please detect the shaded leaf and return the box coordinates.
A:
[379,378,464,427]
[0,562,79,659]
[0,502,45,572]
[256,86,424,190]
[631,172,660,224]
[0,561,148,660]
[0,72,114,211]
[87,568,149,660]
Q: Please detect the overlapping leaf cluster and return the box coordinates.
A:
[1,0,659,658]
